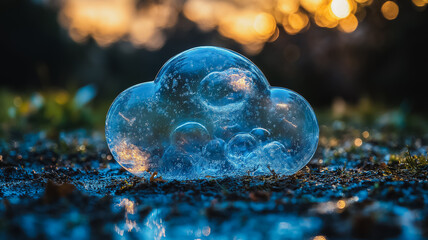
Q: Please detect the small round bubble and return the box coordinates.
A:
[262,141,288,167]
[227,133,257,160]
[161,146,194,176]
[170,122,210,153]
[203,138,226,160]
[198,68,254,110]
[250,127,271,143]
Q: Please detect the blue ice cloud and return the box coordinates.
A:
[106,46,318,179]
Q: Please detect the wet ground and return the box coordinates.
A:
[0,119,427,240]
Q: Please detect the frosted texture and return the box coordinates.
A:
[105,46,319,179]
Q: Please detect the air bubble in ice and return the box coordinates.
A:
[250,127,271,143]
[227,133,258,160]
[170,122,210,153]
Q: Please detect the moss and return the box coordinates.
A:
[388,149,428,170]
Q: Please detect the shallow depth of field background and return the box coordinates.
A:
[1,0,427,133]
[1,1,428,240]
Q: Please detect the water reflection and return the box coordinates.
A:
[114,198,141,236]
[144,209,166,240]
[113,197,323,239]
[114,198,167,239]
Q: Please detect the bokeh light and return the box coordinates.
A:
[338,14,358,33]
[330,0,351,19]
[56,0,415,53]
[354,138,363,147]
[278,0,300,14]
[412,0,428,7]
[336,200,346,209]
[362,131,370,139]
[313,236,327,240]
[381,1,399,20]
[59,0,178,49]
[58,0,134,46]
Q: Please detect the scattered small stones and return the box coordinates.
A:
[0,124,427,239]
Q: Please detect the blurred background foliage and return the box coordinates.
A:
[0,0,427,134]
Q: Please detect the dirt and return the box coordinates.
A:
[0,123,427,240]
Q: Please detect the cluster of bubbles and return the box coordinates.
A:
[106,47,318,179]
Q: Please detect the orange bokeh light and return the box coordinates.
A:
[381,1,399,20]
[57,0,402,53]
[339,14,358,33]
[330,0,351,19]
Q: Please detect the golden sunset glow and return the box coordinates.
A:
[59,0,134,46]
[60,0,177,48]
[58,0,404,52]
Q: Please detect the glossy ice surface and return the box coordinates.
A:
[106,47,319,179]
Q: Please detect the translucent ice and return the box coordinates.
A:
[227,133,258,161]
[105,46,319,180]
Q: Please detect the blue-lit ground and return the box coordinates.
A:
[1,116,427,240]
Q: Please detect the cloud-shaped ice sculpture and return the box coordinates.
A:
[106,46,319,180]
